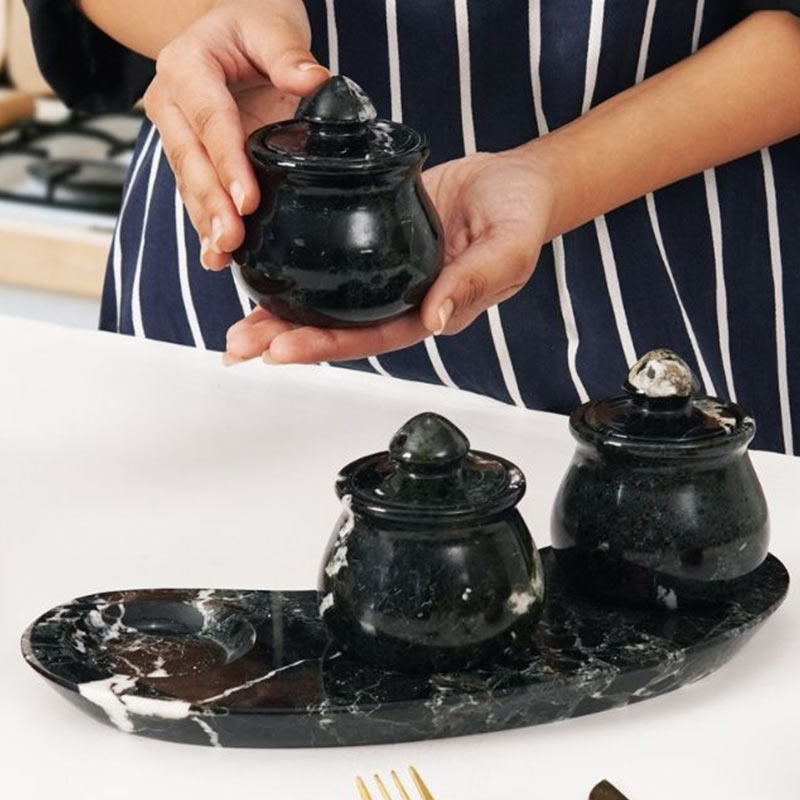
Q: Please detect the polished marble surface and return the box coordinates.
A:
[22,551,788,747]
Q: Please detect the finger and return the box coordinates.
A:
[226,306,273,338]
[226,308,297,359]
[200,246,232,271]
[152,101,244,262]
[419,234,534,335]
[156,46,259,217]
[267,313,428,365]
[240,15,330,98]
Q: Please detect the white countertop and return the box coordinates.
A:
[1,314,797,800]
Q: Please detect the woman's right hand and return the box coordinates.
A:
[143,0,329,269]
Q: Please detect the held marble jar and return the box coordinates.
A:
[232,76,444,327]
[319,413,545,673]
[551,349,770,610]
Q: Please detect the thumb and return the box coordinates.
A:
[420,235,533,336]
[245,15,330,96]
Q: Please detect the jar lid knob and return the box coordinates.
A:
[389,413,470,473]
[295,75,377,127]
[624,348,701,410]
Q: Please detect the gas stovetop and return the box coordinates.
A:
[0,107,142,225]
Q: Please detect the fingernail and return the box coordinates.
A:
[230,181,245,215]
[222,352,247,367]
[200,237,212,270]
[262,350,280,365]
[298,62,329,73]
[434,298,454,335]
[211,216,223,251]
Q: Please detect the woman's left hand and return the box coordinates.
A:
[225,146,558,365]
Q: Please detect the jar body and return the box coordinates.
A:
[551,441,769,609]
[319,503,544,673]
[233,163,444,327]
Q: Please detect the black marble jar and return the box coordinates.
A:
[552,349,770,610]
[232,76,444,327]
[319,413,544,673]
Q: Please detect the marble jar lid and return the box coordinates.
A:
[336,412,526,522]
[248,75,426,173]
[572,349,755,451]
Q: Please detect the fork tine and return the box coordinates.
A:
[409,767,436,800]
[374,774,393,800]
[390,771,413,800]
[356,777,375,800]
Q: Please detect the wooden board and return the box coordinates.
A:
[0,219,109,298]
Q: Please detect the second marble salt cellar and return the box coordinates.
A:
[319,412,544,672]
[552,349,770,610]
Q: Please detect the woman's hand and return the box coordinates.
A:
[142,0,329,269]
[224,146,558,365]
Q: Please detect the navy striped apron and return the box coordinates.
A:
[99,0,800,454]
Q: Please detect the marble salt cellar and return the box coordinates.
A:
[319,412,545,672]
[233,75,444,327]
[551,349,770,610]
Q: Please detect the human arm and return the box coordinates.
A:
[542,9,800,239]
[75,0,227,59]
[71,0,328,267]
[225,10,800,364]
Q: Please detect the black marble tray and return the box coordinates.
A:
[21,549,789,748]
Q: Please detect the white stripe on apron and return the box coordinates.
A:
[386,0,457,389]
[131,139,163,337]
[636,0,657,84]
[595,215,637,366]
[760,146,794,455]
[385,0,402,122]
[529,0,589,404]
[113,124,156,331]
[692,0,736,401]
[704,170,736,400]
[691,0,706,53]
[424,338,458,389]
[582,0,605,114]
[174,187,206,349]
[368,356,392,376]
[646,193,717,395]
[636,0,717,396]
[231,274,253,319]
[324,0,339,74]
[587,0,638,369]
[455,0,525,406]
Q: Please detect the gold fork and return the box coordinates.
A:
[356,767,436,800]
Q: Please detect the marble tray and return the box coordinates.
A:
[21,549,789,748]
